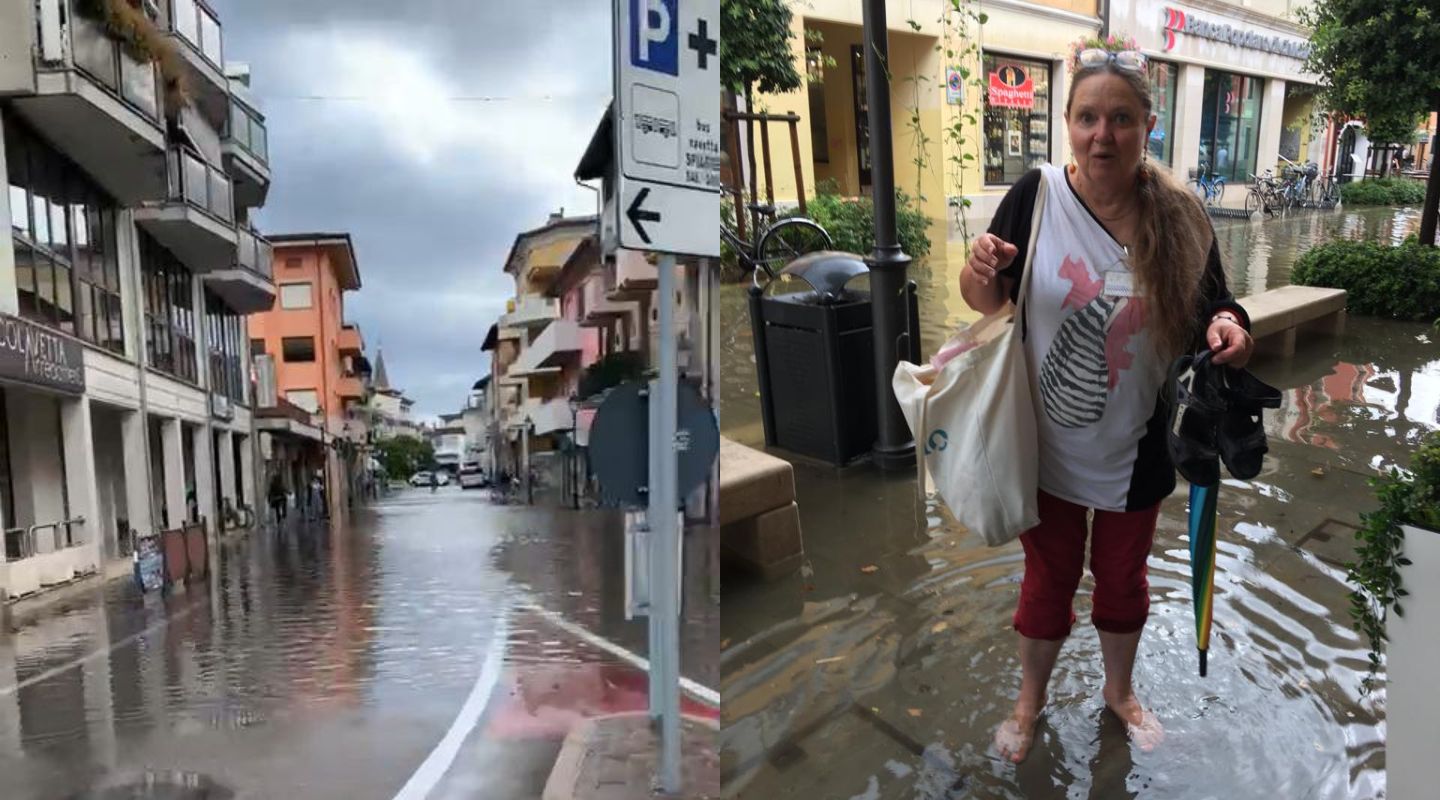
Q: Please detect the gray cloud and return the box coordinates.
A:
[215,0,613,416]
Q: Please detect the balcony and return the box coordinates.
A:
[581,277,639,327]
[529,397,577,436]
[508,319,582,378]
[500,293,560,330]
[164,0,228,128]
[7,0,167,204]
[337,376,365,401]
[223,94,270,209]
[338,325,364,356]
[203,227,274,313]
[606,249,659,302]
[135,148,237,272]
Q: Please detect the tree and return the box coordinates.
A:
[374,435,434,478]
[720,0,803,98]
[1302,0,1440,243]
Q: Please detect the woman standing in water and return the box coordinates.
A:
[961,47,1255,762]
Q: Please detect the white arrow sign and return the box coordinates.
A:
[613,0,720,258]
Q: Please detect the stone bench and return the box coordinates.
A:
[1238,285,1348,357]
[719,437,803,580]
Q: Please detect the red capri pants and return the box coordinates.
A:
[1013,490,1163,641]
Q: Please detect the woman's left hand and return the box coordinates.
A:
[1207,319,1254,367]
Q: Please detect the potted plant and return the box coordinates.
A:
[1351,431,1440,796]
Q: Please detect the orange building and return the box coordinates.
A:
[248,233,368,516]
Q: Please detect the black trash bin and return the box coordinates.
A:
[748,252,920,466]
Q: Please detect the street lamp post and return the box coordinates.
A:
[569,394,580,510]
[523,415,534,506]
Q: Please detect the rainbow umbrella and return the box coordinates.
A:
[1188,481,1219,676]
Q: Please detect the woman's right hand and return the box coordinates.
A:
[968,233,1019,286]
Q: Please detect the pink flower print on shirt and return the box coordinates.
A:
[1105,296,1146,390]
[1059,255,1102,311]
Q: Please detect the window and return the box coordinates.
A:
[287,389,320,414]
[250,338,266,355]
[280,283,313,309]
[983,54,1052,185]
[4,120,124,353]
[141,232,198,383]
[281,337,316,363]
[1146,59,1179,167]
[1199,70,1264,183]
[206,291,247,404]
[806,41,829,163]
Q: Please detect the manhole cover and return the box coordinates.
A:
[70,771,234,800]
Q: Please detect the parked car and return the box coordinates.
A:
[410,471,433,487]
[458,465,487,490]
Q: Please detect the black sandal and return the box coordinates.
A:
[1166,351,1226,488]
[1216,367,1282,481]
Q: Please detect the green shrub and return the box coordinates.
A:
[1338,177,1427,206]
[784,179,933,260]
[1349,430,1440,693]
[578,351,648,399]
[1291,237,1440,321]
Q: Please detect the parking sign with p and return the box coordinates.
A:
[631,0,678,76]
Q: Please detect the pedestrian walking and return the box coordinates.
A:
[961,45,1254,763]
[268,474,288,524]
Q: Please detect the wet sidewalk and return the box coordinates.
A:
[719,315,1432,798]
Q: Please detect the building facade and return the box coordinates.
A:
[0,0,273,598]
[742,0,1326,248]
[248,234,366,518]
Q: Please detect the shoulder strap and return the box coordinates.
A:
[1018,169,1048,340]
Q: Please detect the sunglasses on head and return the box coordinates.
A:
[1077,49,1147,71]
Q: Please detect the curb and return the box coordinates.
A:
[542,712,720,800]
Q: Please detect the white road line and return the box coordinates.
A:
[0,600,199,699]
[519,601,720,708]
[391,602,511,800]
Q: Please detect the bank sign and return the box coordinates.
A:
[1162,6,1312,60]
[0,313,85,394]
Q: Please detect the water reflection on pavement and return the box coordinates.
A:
[721,207,1433,798]
[0,489,719,799]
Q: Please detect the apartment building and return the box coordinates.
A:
[0,0,274,598]
[248,234,369,519]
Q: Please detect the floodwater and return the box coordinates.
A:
[0,489,719,799]
[720,205,1437,799]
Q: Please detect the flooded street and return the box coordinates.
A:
[0,490,719,799]
[720,206,1437,799]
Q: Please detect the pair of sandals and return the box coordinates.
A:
[1166,350,1282,487]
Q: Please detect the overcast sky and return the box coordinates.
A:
[217,0,612,418]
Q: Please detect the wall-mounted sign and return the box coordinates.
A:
[988,66,1034,109]
[1162,6,1312,60]
[0,313,85,394]
[946,67,965,105]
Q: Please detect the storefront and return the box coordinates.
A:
[982,54,1054,186]
[1110,0,1321,199]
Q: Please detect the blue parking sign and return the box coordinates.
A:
[631,0,679,76]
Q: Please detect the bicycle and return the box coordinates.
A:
[1188,162,1227,207]
[221,498,255,530]
[1244,171,1282,219]
[721,201,833,284]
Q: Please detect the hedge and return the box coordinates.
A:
[1291,237,1440,321]
[786,180,933,261]
[1339,178,1427,207]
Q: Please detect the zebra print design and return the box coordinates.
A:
[1039,295,1122,428]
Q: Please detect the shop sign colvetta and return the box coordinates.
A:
[0,313,85,394]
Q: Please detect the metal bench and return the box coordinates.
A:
[1239,285,1348,358]
[719,437,803,580]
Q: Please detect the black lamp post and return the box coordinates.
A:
[568,394,580,510]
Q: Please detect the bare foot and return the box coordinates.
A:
[1103,687,1165,752]
[994,700,1043,763]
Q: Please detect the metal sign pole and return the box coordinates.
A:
[649,252,682,793]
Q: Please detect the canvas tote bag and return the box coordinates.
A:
[891,174,1047,547]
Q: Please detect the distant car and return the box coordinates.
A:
[410,471,433,487]
[458,466,487,489]
[435,471,451,486]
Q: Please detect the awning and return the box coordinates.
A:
[255,415,324,442]
[481,323,500,352]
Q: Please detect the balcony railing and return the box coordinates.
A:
[169,0,223,68]
[58,0,162,121]
[235,226,272,279]
[167,148,233,222]
[224,99,269,164]
[2,517,86,562]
